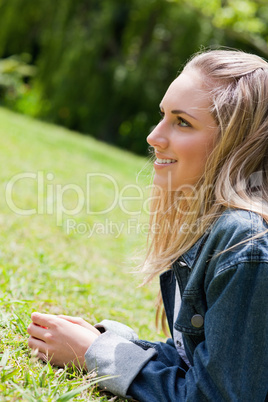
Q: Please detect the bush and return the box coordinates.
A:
[0,54,40,115]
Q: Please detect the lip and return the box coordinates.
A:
[155,152,176,160]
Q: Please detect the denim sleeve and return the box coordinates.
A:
[85,331,188,398]
[128,261,268,402]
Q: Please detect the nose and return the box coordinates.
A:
[147,121,168,149]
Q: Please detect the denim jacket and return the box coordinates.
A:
[85,209,268,401]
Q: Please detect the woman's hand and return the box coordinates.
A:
[27,312,100,368]
[56,314,100,333]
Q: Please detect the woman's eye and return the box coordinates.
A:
[177,117,191,127]
[159,111,164,121]
[158,111,191,127]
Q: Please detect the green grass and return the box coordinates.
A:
[0,107,164,401]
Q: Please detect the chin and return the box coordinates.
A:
[153,177,197,193]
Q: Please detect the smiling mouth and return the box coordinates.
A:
[155,158,177,164]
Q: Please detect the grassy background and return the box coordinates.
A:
[0,107,164,401]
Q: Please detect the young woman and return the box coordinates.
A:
[27,50,268,401]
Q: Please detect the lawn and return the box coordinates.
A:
[0,107,164,401]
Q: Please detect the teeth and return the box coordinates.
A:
[156,158,176,164]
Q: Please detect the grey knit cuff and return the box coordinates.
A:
[85,331,157,397]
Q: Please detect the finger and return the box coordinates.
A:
[37,351,49,363]
[57,315,100,334]
[27,322,48,341]
[28,335,47,353]
[57,315,90,327]
[31,312,57,328]
[57,315,81,323]
[29,341,51,364]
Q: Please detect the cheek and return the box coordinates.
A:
[175,136,215,172]
[174,137,205,159]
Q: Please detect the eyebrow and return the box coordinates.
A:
[171,109,198,121]
[159,105,199,121]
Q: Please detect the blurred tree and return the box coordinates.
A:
[0,0,268,154]
[183,0,268,56]
[33,0,215,153]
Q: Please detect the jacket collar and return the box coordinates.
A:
[178,232,209,269]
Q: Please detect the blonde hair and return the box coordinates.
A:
[141,50,268,331]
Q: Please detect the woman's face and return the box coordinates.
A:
[147,69,218,192]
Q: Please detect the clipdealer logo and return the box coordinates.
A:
[65,218,152,238]
[5,171,153,226]
[5,170,265,234]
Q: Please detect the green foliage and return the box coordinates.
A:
[33,0,215,154]
[0,0,268,154]
[183,0,268,54]
[0,54,38,112]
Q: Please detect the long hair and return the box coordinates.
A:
[141,50,268,331]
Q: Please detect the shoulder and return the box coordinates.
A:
[210,208,267,243]
[204,208,268,267]
[212,208,266,234]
